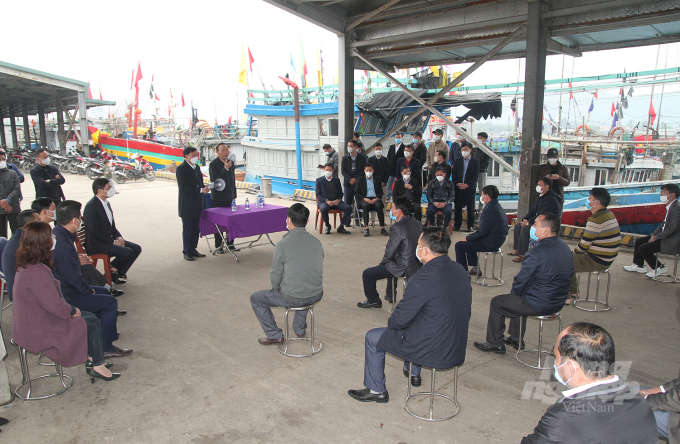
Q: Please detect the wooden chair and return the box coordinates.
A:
[314,200,343,234]
[75,225,113,287]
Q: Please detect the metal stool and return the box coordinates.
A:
[15,346,73,400]
[651,253,680,283]
[515,313,563,370]
[389,276,408,313]
[574,269,611,311]
[404,363,460,421]
[277,304,322,358]
[473,249,504,287]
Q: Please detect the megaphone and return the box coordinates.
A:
[206,178,225,191]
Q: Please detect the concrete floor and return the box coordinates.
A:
[0,173,677,443]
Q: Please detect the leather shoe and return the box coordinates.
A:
[110,271,126,284]
[116,309,127,316]
[403,367,422,387]
[504,336,526,350]
[469,269,480,276]
[384,294,394,303]
[363,229,369,237]
[452,226,461,231]
[473,341,506,355]
[215,247,225,254]
[348,388,389,403]
[258,337,285,346]
[109,288,125,297]
[183,253,195,261]
[467,227,474,232]
[227,244,240,252]
[337,225,351,235]
[380,228,388,236]
[296,333,305,338]
[103,346,133,358]
[191,251,206,258]
[357,299,382,309]
[324,225,331,235]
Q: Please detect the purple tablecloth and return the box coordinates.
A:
[199,205,288,242]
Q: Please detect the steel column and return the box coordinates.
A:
[78,91,88,154]
[338,33,354,179]
[22,103,31,150]
[37,100,47,148]
[518,0,549,218]
[0,109,5,147]
[56,97,65,153]
[9,107,18,149]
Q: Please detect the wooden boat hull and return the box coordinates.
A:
[99,135,184,169]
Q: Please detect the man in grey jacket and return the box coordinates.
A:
[641,372,680,443]
[358,197,422,309]
[250,204,324,345]
[0,151,21,238]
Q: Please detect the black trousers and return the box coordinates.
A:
[181,217,200,255]
[212,200,234,248]
[633,235,664,268]
[360,200,385,227]
[485,293,541,346]
[362,263,396,304]
[0,213,18,239]
[454,188,476,229]
[95,241,142,275]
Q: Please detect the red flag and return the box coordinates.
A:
[248,48,255,72]
[134,62,143,87]
[593,91,598,100]
[181,93,185,107]
[649,100,657,126]
[568,82,573,100]
[611,103,616,117]
[99,91,103,101]
[131,70,134,90]
[154,93,160,101]
[168,105,171,117]
[228,116,232,124]
[170,88,173,99]
[87,80,93,100]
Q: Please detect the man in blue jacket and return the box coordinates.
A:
[455,185,508,275]
[348,227,472,402]
[474,212,573,354]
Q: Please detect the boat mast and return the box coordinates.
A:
[645,45,662,146]
[656,46,669,133]
[557,55,565,136]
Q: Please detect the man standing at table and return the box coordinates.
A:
[251,204,324,345]
[177,147,210,261]
[209,143,239,253]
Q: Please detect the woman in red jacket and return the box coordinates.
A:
[11,221,120,383]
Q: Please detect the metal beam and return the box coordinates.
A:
[37,100,47,148]
[56,97,65,153]
[78,91,88,154]
[346,0,403,31]
[338,34,354,179]
[262,0,346,35]
[353,58,395,73]
[0,109,5,148]
[394,51,529,70]
[9,107,17,149]
[547,39,581,57]
[22,103,30,150]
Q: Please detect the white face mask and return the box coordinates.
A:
[375,150,382,157]
[404,151,412,158]
[0,161,7,169]
[324,170,333,178]
[365,172,373,179]
[348,147,355,154]
[41,157,51,166]
[285,217,291,231]
[51,235,57,251]
[436,175,445,182]
[661,194,669,203]
[190,156,199,165]
[536,185,544,193]
[47,210,56,221]
[479,195,486,205]
[416,246,428,263]
[548,158,558,165]
[107,188,115,198]
[434,156,440,163]
[457,136,464,141]
[73,218,82,232]
[402,174,410,181]
[435,135,441,142]
[461,151,470,158]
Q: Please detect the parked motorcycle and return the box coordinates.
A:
[112,155,155,183]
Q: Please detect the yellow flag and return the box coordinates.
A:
[238,44,248,86]
[317,48,323,87]
[430,66,440,77]
[451,71,463,87]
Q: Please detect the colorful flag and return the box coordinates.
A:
[170,88,173,99]
[593,91,598,100]
[611,103,616,117]
[299,32,308,88]
[248,47,255,72]
[430,66,440,77]
[611,111,619,128]
[290,51,297,74]
[181,93,185,107]
[627,86,634,97]
[87,80,93,100]
[649,100,657,126]
[238,44,248,86]
[152,74,155,82]
[621,88,628,109]
[99,91,103,101]
[588,98,594,114]
[134,62,143,88]
[154,93,160,101]
[317,48,323,87]
[130,70,134,90]
[568,83,573,100]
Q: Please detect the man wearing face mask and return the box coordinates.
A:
[521,322,657,443]
[177,147,210,261]
[349,227,471,401]
[341,140,367,221]
[392,166,422,222]
[472,132,491,212]
[428,149,451,183]
[411,131,428,183]
[31,197,57,224]
[355,164,387,237]
[30,148,65,204]
[209,143,239,253]
[426,167,455,230]
[315,163,352,235]
[448,134,464,165]
[250,204,324,346]
[536,148,570,203]
[474,213,573,354]
[0,148,24,200]
[509,177,562,262]
[83,178,142,283]
[317,144,338,177]
[386,132,406,200]
[368,143,390,206]
[451,142,480,232]
[427,128,448,171]
[394,144,421,185]
[0,150,21,238]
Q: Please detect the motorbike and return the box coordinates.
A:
[86,159,107,180]
[112,156,155,183]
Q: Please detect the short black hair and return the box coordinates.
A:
[392,196,412,215]
[414,131,422,138]
[36,148,47,155]
[31,197,54,213]
[92,178,110,195]
[436,149,447,160]
[56,200,82,226]
[322,143,332,150]
[461,141,473,149]
[17,209,38,228]
[482,185,499,199]
[183,147,197,157]
[355,140,364,149]
[374,142,382,148]
[364,163,374,170]
[405,144,414,151]
[538,176,553,188]
[538,212,560,234]
[347,140,357,147]
[590,187,611,207]
[421,226,451,254]
[324,162,335,170]
[434,128,443,135]
[477,131,488,139]
[558,322,615,380]
[215,142,229,152]
[395,132,403,137]
[434,166,447,174]
[287,203,309,228]
[400,165,411,173]
[353,131,361,139]
[662,183,680,199]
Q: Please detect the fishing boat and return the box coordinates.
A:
[98,134,184,170]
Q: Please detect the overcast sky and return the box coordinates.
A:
[3,0,679,133]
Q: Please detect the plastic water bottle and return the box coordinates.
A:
[245,198,250,210]
[231,200,237,212]
[260,194,265,207]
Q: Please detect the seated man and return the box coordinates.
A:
[510,176,562,262]
[348,227,471,402]
[83,178,142,284]
[357,197,422,309]
[428,149,451,183]
[1,209,39,302]
[392,166,422,222]
[52,200,133,358]
[455,185,508,275]
[522,322,658,443]
[640,368,680,442]
[474,213,573,354]
[624,183,680,278]
[250,204,324,345]
[367,143,390,205]
[355,164,387,237]
[315,163,352,235]
[394,144,421,183]
[31,197,56,224]
[425,167,455,229]
[568,187,621,303]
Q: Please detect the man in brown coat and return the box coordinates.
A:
[536,147,570,202]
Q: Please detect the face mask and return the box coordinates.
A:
[42,157,51,166]
[348,147,355,154]
[434,156,440,163]
[402,174,410,181]
[587,199,597,208]
[190,157,199,165]
[375,150,383,157]
[661,194,669,203]
[285,217,290,231]
[395,138,402,144]
[530,226,545,241]
[436,175,444,182]
[0,161,6,169]
[404,151,412,158]
[536,185,544,193]
[48,210,56,221]
[554,360,573,387]
[325,151,331,156]
[51,235,57,251]
[461,151,470,158]
[107,188,115,198]
[457,136,464,141]
[413,138,419,144]
[73,218,82,232]
[479,196,486,206]
[548,158,558,165]
[436,136,443,142]
[365,172,373,179]
[324,171,333,178]
[416,246,428,263]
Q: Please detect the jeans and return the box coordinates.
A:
[69,286,118,353]
[250,289,323,340]
[386,176,395,198]
[82,311,105,366]
[364,327,421,393]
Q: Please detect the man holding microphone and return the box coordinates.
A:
[209,143,239,253]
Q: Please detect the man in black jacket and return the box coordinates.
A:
[510,176,562,261]
[412,131,428,183]
[522,322,657,443]
[428,149,451,183]
[386,132,406,199]
[426,167,455,229]
[83,178,142,282]
[452,142,480,231]
[209,143,239,253]
[0,151,21,238]
[455,185,508,275]
[641,369,680,443]
[355,164,387,237]
[395,144,421,185]
[340,140,366,221]
[30,148,65,203]
[357,197,421,309]
[473,132,491,212]
[367,143,390,205]
[474,213,573,354]
[392,166,422,222]
[349,227,471,401]
[315,164,352,235]
[177,147,209,261]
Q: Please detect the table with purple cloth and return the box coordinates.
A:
[199,204,288,262]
